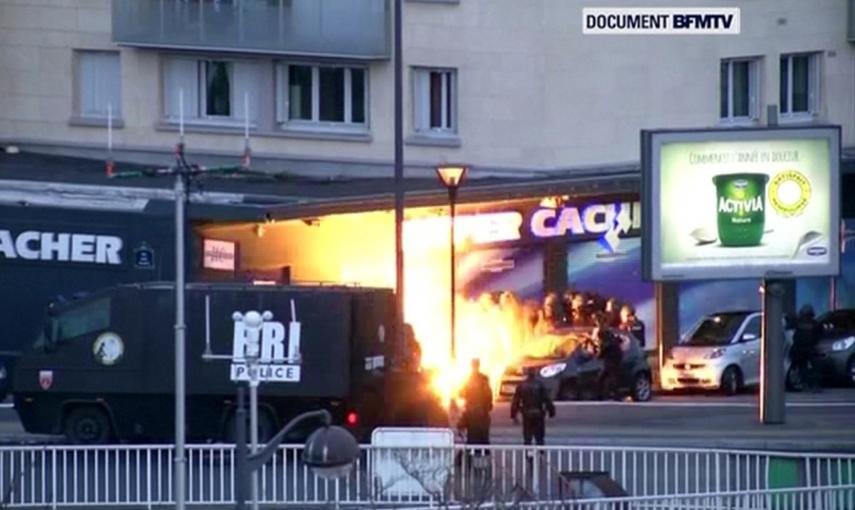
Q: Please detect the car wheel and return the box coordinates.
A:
[631,372,652,402]
[64,406,112,444]
[558,380,580,401]
[721,367,742,396]
[786,365,804,392]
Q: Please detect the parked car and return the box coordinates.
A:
[499,327,652,402]
[813,309,855,386]
[661,311,795,395]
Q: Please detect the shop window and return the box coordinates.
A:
[458,247,544,301]
[567,237,655,347]
[836,219,855,309]
[678,280,761,336]
[796,278,831,315]
[720,58,759,122]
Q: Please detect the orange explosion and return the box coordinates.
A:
[400,215,566,405]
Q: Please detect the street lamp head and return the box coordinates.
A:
[435,164,469,190]
[302,425,360,480]
[243,311,264,329]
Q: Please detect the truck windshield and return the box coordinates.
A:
[35,297,111,348]
[683,313,745,346]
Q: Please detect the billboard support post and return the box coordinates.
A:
[761,279,786,424]
[655,282,679,376]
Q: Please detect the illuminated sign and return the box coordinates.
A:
[203,239,236,271]
[530,202,641,252]
[404,212,523,247]
[642,127,840,281]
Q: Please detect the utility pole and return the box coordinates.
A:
[393,0,406,363]
[109,125,251,510]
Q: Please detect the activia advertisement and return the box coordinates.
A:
[646,128,840,281]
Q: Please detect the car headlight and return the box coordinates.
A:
[539,363,566,378]
[832,337,855,352]
[705,348,727,359]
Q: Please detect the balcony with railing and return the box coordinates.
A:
[112,0,390,59]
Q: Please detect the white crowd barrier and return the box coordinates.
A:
[0,443,851,508]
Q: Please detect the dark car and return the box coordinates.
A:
[813,309,855,386]
[499,327,652,402]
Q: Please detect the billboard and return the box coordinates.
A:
[642,126,840,281]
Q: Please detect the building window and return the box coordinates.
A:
[719,58,759,122]
[413,68,457,134]
[780,53,820,117]
[277,63,367,129]
[204,61,231,117]
[163,56,259,125]
[75,51,121,119]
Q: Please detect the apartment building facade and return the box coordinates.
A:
[0,0,852,177]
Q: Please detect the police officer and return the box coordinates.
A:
[459,359,493,444]
[510,367,556,445]
[618,304,646,348]
[596,314,623,400]
[792,305,823,392]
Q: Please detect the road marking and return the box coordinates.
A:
[550,401,855,408]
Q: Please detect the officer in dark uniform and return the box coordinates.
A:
[510,367,556,445]
[619,304,646,348]
[792,305,823,392]
[596,315,623,400]
[459,359,493,444]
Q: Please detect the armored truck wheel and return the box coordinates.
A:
[64,406,112,444]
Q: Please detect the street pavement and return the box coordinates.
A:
[488,389,855,452]
[0,389,853,451]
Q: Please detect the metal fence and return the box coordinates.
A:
[425,484,855,510]
[0,443,852,508]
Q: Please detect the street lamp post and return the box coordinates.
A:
[231,310,269,510]
[233,403,359,510]
[435,165,469,362]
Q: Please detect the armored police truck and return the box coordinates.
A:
[13,282,445,443]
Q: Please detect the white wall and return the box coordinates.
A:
[0,0,852,175]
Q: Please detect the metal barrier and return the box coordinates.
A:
[0,443,851,507]
[424,484,855,510]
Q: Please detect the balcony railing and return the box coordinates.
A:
[112,0,390,59]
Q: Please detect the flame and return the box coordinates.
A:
[399,217,576,405]
[201,206,576,406]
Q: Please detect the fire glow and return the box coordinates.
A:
[199,206,569,405]
[400,214,566,404]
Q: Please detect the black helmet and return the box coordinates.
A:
[798,304,815,319]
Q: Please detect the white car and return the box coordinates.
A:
[661,311,793,395]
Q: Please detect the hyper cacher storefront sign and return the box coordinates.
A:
[447,197,642,251]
